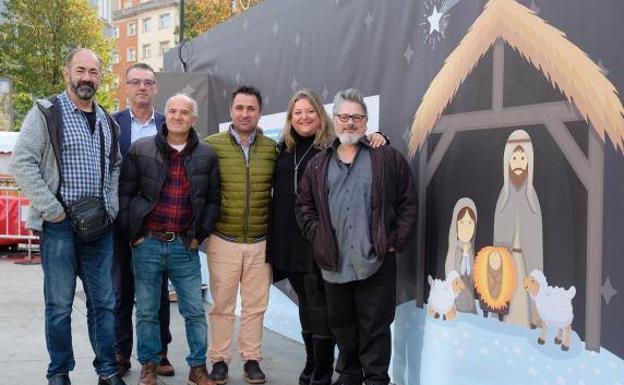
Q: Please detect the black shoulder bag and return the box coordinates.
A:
[66,123,112,242]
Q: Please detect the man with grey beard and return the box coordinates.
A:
[295,89,417,385]
[11,48,125,385]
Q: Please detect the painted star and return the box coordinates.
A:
[322,86,329,101]
[428,6,444,35]
[403,44,414,63]
[602,276,618,306]
[182,84,194,95]
[364,11,373,29]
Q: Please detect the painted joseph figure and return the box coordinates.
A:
[493,129,543,328]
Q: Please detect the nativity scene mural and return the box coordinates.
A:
[408,0,623,368]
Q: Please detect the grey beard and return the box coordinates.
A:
[76,86,96,100]
[337,133,364,145]
[72,82,97,100]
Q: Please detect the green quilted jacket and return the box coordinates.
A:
[205,130,277,243]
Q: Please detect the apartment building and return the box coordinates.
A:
[112,0,179,109]
[90,0,114,34]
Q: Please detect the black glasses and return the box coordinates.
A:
[335,113,367,123]
[126,79,156,87]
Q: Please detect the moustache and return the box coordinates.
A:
[77,81,95,89]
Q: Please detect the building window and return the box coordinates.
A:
[142,17,152,33]
[112,50,119,64]
[127,48,136,62]
[128,21,136,36]
[123,0,132,8]
[112,75,119,89]
[142,44,152,59]
[159,13,171,29]
[159,41,170,56]
[113,26,119,39]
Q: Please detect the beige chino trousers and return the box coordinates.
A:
[206,235,272,363]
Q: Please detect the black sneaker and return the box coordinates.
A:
[97,374,127,385]
[47,374,71,385]
[243,360,266,384]
[210,360,229,385]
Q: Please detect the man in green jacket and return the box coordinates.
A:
[204,86,277,385]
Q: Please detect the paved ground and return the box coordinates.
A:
[0,253,305,385]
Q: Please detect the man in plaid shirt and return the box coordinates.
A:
[11,48,125,385]
[119,94,220,385]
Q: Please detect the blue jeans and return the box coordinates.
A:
[112,225,172,359]
[132,237,207,367]
[41,218,117,378]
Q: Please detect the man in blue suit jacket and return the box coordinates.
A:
[112,63,174,378]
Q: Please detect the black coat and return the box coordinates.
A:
[266,132,319,276]
[118,126,220,247]
[296,141,417,271]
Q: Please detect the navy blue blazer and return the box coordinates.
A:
[112,108,164,158]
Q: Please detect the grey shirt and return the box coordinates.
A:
[229,125,257,164]
[322,143,382,284]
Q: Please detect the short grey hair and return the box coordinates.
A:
[332,88,368,116]
[165,93,198,118]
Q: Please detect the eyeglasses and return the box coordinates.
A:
[335,113,367,123]
[126,79,156,87]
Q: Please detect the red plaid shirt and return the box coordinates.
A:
[144,146,193,233]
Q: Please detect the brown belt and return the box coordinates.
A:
[147,230,179,242]
[512,248,523,253]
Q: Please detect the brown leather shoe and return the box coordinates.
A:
[138,362,157,385]
[115,353,131,376]
[157,353,175,376]
[189,364,216,385]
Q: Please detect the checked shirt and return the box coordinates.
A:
[58,92,114,214]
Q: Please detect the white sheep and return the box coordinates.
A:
[523,269,576,351]
[427,270,465,321]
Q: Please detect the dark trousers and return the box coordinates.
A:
[287,268,332,336]
[113,228,172,359]
[324,255,396,385]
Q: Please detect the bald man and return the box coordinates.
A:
[11,48,125,385]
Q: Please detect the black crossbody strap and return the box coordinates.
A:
[98,120,105,194]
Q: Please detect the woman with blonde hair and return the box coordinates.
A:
[267,88,386,385]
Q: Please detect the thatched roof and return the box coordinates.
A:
[408,0,624,157]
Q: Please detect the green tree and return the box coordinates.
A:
[0,0,115,130]
[182,0,264,40]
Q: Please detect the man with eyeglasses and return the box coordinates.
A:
[296,89,417,385]
[111,63,174,377]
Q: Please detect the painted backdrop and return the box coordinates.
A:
[163,1,624,384]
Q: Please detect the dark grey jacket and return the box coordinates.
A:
[118,126,220,247]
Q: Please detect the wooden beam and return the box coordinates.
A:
[585,129,604,352]
[432,101,579,134]
[415,144,429,307]
[426,128,457,185]
[544,120,592,189]
[492,38,505,111]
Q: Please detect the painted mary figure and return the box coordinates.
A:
[444,198,478,314]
